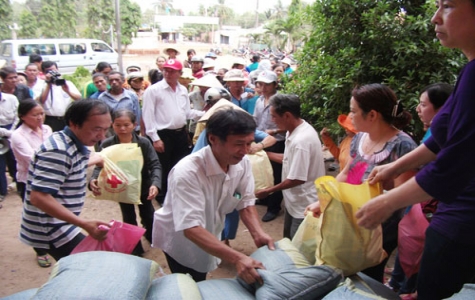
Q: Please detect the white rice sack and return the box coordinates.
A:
[198,278,254,300]
[145,273,202,300]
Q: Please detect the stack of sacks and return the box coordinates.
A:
[4,239,343,300]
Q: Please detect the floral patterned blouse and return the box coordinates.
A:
[347,131,417,184]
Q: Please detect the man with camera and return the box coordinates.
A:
[39,61,81,132]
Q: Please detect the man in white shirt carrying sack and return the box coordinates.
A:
[152,107,275,284]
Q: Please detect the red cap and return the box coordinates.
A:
[163,59,183,71]
[337,114,357,133]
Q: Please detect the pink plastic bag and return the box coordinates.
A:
[398,203,429,278]
[71,220,145,255]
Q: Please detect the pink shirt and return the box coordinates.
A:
[10,123,53,183]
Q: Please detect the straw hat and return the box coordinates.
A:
[180,68,195,80]
[164,47,180,55]
[337,114,357,133]
[190,74,223,88]
[198,99,248,123]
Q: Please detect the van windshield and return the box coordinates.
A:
[0,43,12,57]
[18,44,57,56]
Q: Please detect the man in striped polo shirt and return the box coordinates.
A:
[20,99,112,261]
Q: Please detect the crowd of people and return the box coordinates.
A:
[1,0,475,297]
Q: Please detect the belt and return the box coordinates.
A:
[45,115,64,120]
[158,126,186,132]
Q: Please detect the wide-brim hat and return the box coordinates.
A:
[281,57,293,66]
[180,68,195,80]
[232,57,246,66]
[337,114,357,133]
[198,99,248,123]
[223,69,245,82]
[164,47,180,55]
[190,74,223,88]
[203,58,215,69]
[127,71,144,80]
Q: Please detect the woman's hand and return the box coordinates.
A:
[147,186,159,200]
[89,179,102,196]
[356,194,395,230]
[367,161,399,185]
[304,201,322,218]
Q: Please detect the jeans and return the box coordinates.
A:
[221,209,240,240]
[417,227,475,300]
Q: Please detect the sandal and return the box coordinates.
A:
[37,255,51,268]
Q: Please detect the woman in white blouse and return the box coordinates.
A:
[11,98,53,268]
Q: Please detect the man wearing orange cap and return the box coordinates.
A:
[142,59,204,204]
[320,114,357,171]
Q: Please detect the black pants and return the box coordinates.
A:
[155,128,191,204]
[46,233,85,261]
[119,194,154,255]
[265,140,285,214]
[164,252,207,282]
[44,115,66,132]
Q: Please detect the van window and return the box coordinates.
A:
[17,43,57,56]
[0,43,12,57]
[59,43,87,55]
[91,42,113,53]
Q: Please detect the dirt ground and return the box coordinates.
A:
[0,39,329,297]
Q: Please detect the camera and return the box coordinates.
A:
[47,70,66,86]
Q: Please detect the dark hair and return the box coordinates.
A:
[251,55,260,63]
[107,70,125,81]
[420,83,453,110]
[25,63,38,70]
[352,83,412,130]
[64,99,110,127]
[270,94,301,118]
[112,109,136,124]
[29,54,43,63]
[17,98,39,119]
[41,61,57,72]
[92,72,108,81]
[0,66,16,79]
[206,108,256,143]
[148,69,163,85]
[94,62,112,74]
[187,49,196,56]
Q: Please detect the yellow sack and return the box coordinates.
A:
[95,143,143,205]
[247,149,274,192]
[292,176,387,276]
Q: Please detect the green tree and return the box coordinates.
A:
[0,0,13,41]
[18,10,38,38]
[85,0,114,43]
[286,0,464,140]
[37,0,77,38]
[120,0,141,50]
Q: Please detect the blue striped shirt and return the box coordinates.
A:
[19,127,90,249]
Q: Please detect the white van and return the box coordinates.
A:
[0,38,118,74]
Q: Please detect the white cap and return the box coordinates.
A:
[203,58,215,69]
[223,69,245,82]
[190,74,223,88]
[256,71,278,84]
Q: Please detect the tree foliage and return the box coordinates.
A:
[85,0,114,43]
[37,0,77,38]
[18,10,38,38]
[285,0,465,140]
[0,0,13,41]
[120,0,142,47]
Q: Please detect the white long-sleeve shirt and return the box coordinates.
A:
[142,80,204,142]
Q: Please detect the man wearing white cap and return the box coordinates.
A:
[253,70,285,222]
[164,47,179,60]
[188,75,224,141]
[142,59,204,204]
[190,56,205,79]
[202,58,215,73]
[223,69,256,114]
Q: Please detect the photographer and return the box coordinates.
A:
[39,61,81,132]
